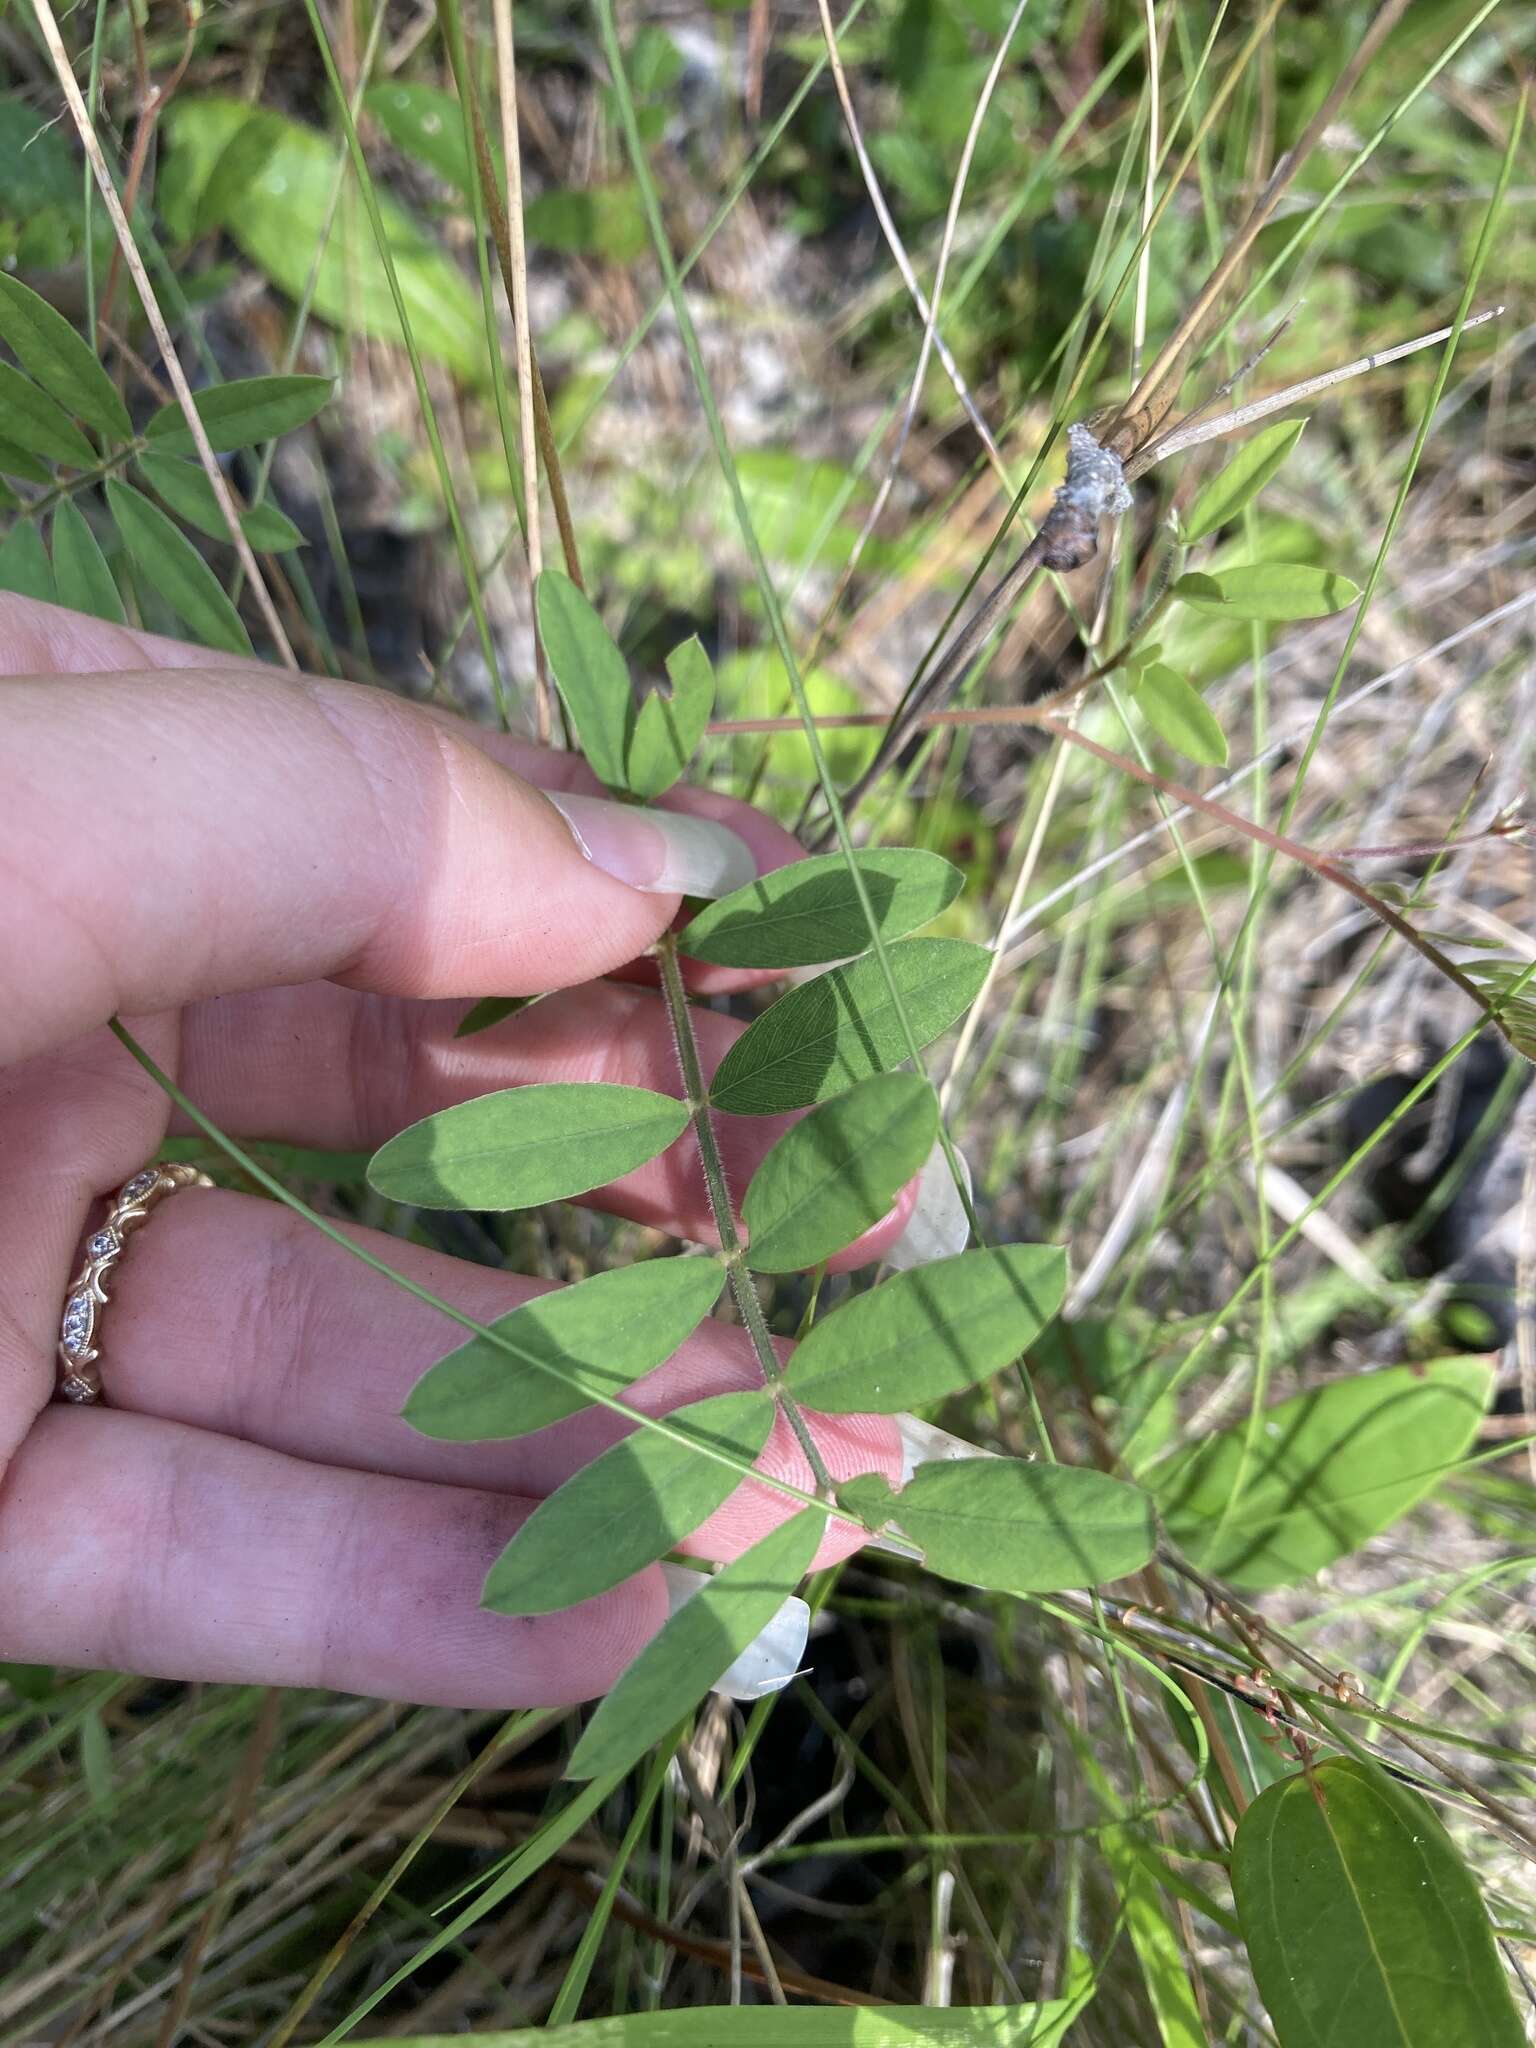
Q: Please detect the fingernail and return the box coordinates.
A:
[659,1563,810,1699]
[893,1413,1001,1485]
[885,1140,973,1271]
[544,791,757,900]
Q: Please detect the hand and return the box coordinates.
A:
[0,595,907,1709]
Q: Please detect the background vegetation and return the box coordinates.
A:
[0,0,1532,2040]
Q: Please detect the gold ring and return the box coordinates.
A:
[58,1165,214,1404]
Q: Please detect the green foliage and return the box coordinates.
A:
[135,453,305,552]
[362,1982,1093,2043]
[482,1392,775,1615]
[742,1072,939,1272]
[535,569,635,792]
[789,1245,1067,1414]
[841,1459,1155,1594]
[1234,1757,1525,2047]
[1154,1359,1492,1588]
[105,480,254,655]
[0,521,55,602]
[709,939,990,1114]
[0,274,131,441]
[1133,663,1229,767]
[366,1082,690,1209]
[568,1508,825,1781]
[143,374,333,455]
[681,849,964,968]
[627,635,716,800]
[50,501,124,624]
[404,1259,724,1442]
[1180,419,1308,543]
[1171,563,1362,621]
[163,99,486,379]
[364,81,481,196]
[0,360,98,469]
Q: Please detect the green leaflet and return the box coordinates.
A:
[163,99,486,381]
[710,939,989,1115]
[1234,1758,1524,2048]
[481,1391,774,1615]
[404,1258,724,1442]
[1134,664,1228,767]
[841,1460,1154,1593]
[0,361,97,469]
[0,437,52,484]
[359,1957,1094,2042]
[1180,418,1307,543]
[627,634,714,800]
[0,522,55,603]
[1171,563,1361,621]
[568,1508,825,1781]
[105,480,254,657]
[50,502,124,624]
[452,995,533,1039]
[363,81,481,196]
[1153,1358,1491,1589]
[789,1244,1066,1413]
[0,274,131,441]
[143,374,333,455]
[136,453,304,552]
[743,1072,939,1272]
[535,570,634,792]
[366,1082,688,1210]
[681,848,964,969]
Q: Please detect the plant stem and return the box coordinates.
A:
[654,932,836,1497]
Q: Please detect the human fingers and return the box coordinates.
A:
[0,593,803,976]
[173,978,912,1265]
[91,1191,906,1571]
[1,661,762,1068]
[0,1407,665,1708]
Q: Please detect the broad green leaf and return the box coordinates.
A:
[681,849,965,969]
[789,1244,1066,1413]
[361,1958,1093,2041]
[144,374,333,455]
[105,480,254,657]
[534,570,633,791]
[51,502,124,623]
[1135,664,1228,767]
[165,99,486,381]
[0,437,52,484]
[0,361,97,468]
[363,82,480,195]
[1171,564,1361,621]
[626,634,714,800]
[840,1459,1153,1592]
[404,1258,723,1441]
[0,275,131,441]
[452,994,533,1039]
[710,938,988,1115]
[366,1082,688,1209]
[1154,1358,1491,1589]
[482,1390,773,1615]
[743,1073,939,1272]
[1234,1757,1524,2048]
[0,521,55,603]
[568,1507,824,1781]
[525,185,649,263]
[136,453,304,552]
[1181,418,1307,543]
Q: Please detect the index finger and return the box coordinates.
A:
[0,606,792,1067]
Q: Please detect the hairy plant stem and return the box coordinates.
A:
[654,933,836,1497]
